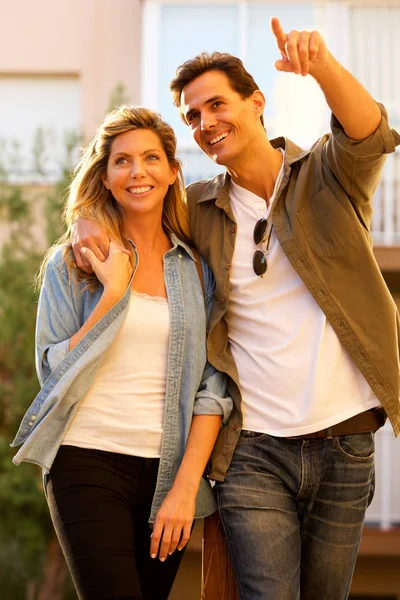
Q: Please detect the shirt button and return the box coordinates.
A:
[28,422,33,427]
[178,254,182,258]
[231,225,237,233]
[31,415,37,421]
[226,264,232,270]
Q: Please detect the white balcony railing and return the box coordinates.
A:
[365,423,400,530]
[371,151,400,245]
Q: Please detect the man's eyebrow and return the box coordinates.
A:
[206,95,225,105]
[185,95,226,120]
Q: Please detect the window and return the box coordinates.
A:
[349,6,400,131]
[141,0,400,224]
[0,75,81,181]
[141,1,328,182]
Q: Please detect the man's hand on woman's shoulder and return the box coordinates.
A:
[71,218,129,273]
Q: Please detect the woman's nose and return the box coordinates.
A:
[130,160,145,178]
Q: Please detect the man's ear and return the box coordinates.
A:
[252,90,266,120]
[102,174,111,190]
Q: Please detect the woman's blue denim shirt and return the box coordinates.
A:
[11,234,232,522]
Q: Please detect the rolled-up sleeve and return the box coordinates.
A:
[331,102,400,158]
[323,103,400,229]
[194,362,233,425]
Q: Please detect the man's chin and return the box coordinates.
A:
[208,149,229,166]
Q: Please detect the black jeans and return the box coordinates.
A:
[46,445,186,600]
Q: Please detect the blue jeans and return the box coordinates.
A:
[215,431,375,600]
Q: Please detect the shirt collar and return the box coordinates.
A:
[128,234,196,261]
[195,136,310,205]
[168,232,196,261]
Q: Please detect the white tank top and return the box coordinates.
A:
[62,290,169,457]
[226,151,380,436]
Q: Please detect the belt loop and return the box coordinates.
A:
[326,427,333,440]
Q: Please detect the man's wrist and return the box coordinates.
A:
[309,51,338,84]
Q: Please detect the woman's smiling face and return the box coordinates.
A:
[103,128,177,219]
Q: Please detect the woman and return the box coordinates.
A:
[11,106,232,600]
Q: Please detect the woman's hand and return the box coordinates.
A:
[81,241,132,298]
[150,485,196,562]
[67,241,133,351]
[71,218,130,273]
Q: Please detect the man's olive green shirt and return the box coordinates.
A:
[186,104,400,482]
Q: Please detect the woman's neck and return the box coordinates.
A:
[123,216,171,255]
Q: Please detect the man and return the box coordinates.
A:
[72,18,400,600]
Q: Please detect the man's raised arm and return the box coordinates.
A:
[271,17,381,140]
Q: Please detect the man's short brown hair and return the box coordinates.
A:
[170,52,264,127]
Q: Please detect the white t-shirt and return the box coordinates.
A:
[62,291,169,456]
[226,151,380,436]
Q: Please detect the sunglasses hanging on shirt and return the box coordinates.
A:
[253,218,274,277]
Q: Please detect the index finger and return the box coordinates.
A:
[270,17,287,44]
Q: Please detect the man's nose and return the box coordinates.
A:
[201,113,217,131]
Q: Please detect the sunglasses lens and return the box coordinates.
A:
[253,218,268,245]
[253,250,267,276]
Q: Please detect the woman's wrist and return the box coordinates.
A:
[172,473,201,497]
[102,284,128,302]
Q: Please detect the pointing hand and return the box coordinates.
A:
[271,17,328,77]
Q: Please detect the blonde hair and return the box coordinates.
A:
[37,106,192,289]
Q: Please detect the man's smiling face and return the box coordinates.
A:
[180,70,265,169]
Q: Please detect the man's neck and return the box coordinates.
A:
[227,139,283,204]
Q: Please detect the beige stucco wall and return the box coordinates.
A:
[0,0,142,138]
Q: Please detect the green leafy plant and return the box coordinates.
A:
[0,130,79,600]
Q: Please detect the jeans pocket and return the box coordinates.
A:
[368,470,376,507]
[334,432,375,462]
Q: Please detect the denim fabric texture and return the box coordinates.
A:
[216,430,375,600]
[11,234,232,522]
